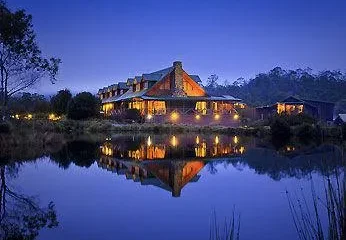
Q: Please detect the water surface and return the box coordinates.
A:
[1,134,343,240]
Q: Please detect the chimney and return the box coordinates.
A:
[172,61,186,97]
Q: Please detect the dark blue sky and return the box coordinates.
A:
[9,0,346,94]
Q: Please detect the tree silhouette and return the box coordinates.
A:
[0,165,58,239]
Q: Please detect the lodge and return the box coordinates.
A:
[98,61,244,126]
[256,96,335,122]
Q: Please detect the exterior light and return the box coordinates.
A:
[214,114,220,120]
[233,136,239,144]
[15,114,20,119]
[147,114,153,120]
[171,112,179,121]
[195,136,200,144]
[239,146,245,154]
[233,114,239,120]
[214,135,219,145]
[195,114,201,120]
[171,135,178,147]
[48,113,61,121]
[147,136,152,146]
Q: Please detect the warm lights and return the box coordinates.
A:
[214,135,219,145]
[214,114,220,120]
[170,135,178,147]
[239,146,245,154]
[195,136,200,144]
[147,114,153,120]
[147,136,152,146]
[233,136,239,144]
[195,114,201,120]
[171,112,179,121]
[15,114,20,120]
[233,114,239,120]
[24,114,33,120]
[48,113,61,121]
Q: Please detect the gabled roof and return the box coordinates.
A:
[126,78,134,86]
[118,82,129,89]
[189,75,202,83]
[142,67,173,82]
[280,96,304,104]
[336,114,346,122]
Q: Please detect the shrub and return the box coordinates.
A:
[270,117,290,138]
[295,123,320,141]
[51,89,72,115]
[0,121,12,134]
[271,113,316,126]
[111,109,143,123]
[67,92,100,120]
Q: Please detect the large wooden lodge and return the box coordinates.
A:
[98,61,243,125]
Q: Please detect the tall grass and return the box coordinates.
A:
[286,172,345,240]
[209,207,241,240]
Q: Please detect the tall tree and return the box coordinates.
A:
[67,92,100,120]
[0,1,61,119]
[51,89,72,115]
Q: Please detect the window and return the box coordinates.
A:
[148,101,166,115]
[136,84,141,92]
[195,101,207,115]
[212,102,218,112]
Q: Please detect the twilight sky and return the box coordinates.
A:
[9,0,346,95]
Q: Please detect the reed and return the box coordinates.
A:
[286,172,345,240]
[209,207,241,240]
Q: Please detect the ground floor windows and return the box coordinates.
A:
[277,103,304,114]
[195,101,207,115]
[102,103,114,114]
[147,101,166,115]
[128,101,144,111]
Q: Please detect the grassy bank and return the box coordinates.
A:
[0,119,345,140]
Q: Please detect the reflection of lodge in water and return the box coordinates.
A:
[98,135,247,197]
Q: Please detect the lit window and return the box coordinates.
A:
[195,101,207,115]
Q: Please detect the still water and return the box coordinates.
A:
[0,134,344,239]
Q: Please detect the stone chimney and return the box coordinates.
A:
[172,61,186,97]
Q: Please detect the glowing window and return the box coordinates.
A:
[195,101,207,115]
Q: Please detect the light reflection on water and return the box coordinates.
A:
[0,134,344,240]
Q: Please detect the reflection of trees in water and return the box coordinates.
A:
[50,140,100,169]
[0,165,58,239]
[206,144,343,180]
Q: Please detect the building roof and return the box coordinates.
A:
[189,75,202,83]
[142,67,173,82]
[118,82,129,89]
[99,62,242,103]
[126,78,134,86]
[279,96,304,104]
[336,114,346,122]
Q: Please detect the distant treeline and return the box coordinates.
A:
[7,90,100,120]
[205,67,346,113]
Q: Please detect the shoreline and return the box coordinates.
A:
[0,119,344,139]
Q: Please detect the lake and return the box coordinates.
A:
[0,134,344,240]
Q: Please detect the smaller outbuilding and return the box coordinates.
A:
[255,96,335,122]
[334,114,346,125]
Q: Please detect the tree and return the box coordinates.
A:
[8,92,50,114]
[0,165,58,239]
[51,89,72,115]
[67,92,100,120]
[0,2,61,119]
[206,74,219,88]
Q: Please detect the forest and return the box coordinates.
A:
[205,67,346,114]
